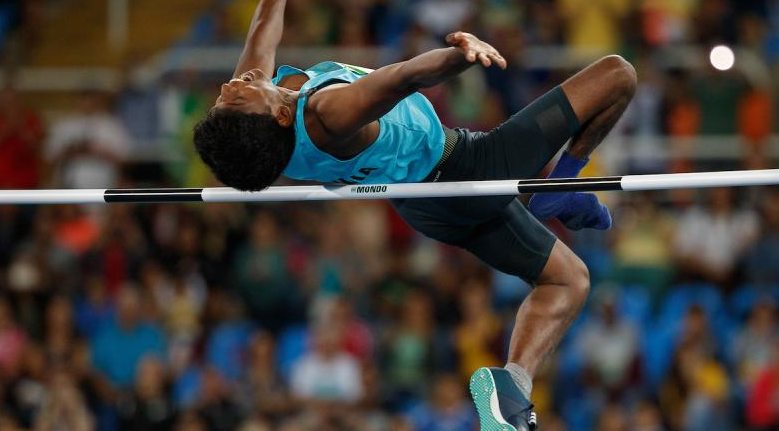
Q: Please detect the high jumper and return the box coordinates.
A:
[168,1,768,430]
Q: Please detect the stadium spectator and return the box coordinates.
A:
[661,69,700,178]
[163,272,206,340]
[33,369,94,431]
[0,85,43,189]
[195,367,244,431]
[50,205,101,257]
[43,295,77,366]
[235,330,291,419]
[595,403,628,431]
[232,210,300,332]
[637,0,697,47]
[116,356,175,431]
[454,279,503,380]
[6,343,48,428]
[661,339,732,431]
[412,0,473,39]
[632,400,667,431]
[731,302,778,391]
[738,85,774,169]
[0,295,27,379]
[405,373,477,431]
[290,324,363,405]
[90,287,166,389]
[45,91,130,189]
[746,341,779,431]
[611,193,676,294]
[173,411,208,431]
[575,294,641,398]
[328,296,375,362]
[743,188,779,286]
[381,290,439,405]
[558,0,631,53]
[74,277,114,338]
[84,205,148,295]
[674,188,758,286]
[203,290,254,382]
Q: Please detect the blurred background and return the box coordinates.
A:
[0,0,778,430]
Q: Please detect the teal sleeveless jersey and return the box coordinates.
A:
[272,62,445,184]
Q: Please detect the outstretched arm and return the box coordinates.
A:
[309,32,506,139]
[233,0,287,78]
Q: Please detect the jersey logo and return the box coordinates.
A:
[333,167,378,184]
[334,62,374,76]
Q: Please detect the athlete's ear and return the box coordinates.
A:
[275,105,293,128]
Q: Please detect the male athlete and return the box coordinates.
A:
[194,1,636,430]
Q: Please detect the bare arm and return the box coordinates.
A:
[233,0,287,78]
[309,32,506,140]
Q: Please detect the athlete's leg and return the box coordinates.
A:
[505,240,589,375]
[529,55,636,230]
[460,199,588,431]
[462,200,589,375]
[467,241,587,431]
[561,55,637,158]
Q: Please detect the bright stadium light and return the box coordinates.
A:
[710,45,735,71]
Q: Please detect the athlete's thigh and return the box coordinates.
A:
[462,198,557,283]
[467,86,581,181]
[391,193,520,238]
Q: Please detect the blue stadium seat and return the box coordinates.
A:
[730,285,760,321]
[616,285,652,326]
[277,325,310,380]
[729,284,779,320]
[561,396,598,431]
[658,283,724,325]
[574,244,613,285]
[642,321,677,387]
[205,321,255,381]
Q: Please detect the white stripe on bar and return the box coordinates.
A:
[621,169,779,191]
[201,180,523,203]
[0,189,107,205]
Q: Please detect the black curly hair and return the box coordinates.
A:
[193,108,295,191]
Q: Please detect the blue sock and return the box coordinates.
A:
[547,151,589,179]
[529,152,612,230]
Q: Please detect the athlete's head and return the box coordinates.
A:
[193,68,295,191]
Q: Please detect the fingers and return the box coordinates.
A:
[475,51,507,69]
[489,52,507,69]
[446,31,464,46]
[448,31,508,69]
[478,52,491,67]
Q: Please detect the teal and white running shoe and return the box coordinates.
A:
[469,367,538,431]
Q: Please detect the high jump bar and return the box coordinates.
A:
[0,169,777,205]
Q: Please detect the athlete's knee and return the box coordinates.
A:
[566,256,591,304]
[598,55,637,99]
[536,248,590,313]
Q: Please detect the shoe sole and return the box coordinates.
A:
[469,367,518,431]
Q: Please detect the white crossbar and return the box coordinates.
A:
[0,169,774,205]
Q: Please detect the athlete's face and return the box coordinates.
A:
[214,68,282,116]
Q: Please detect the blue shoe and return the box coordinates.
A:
[529,192,612,231]
[469,367,538,431]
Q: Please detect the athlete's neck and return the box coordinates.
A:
[279,87,300,118]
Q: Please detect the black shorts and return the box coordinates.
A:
[391,86,581,283]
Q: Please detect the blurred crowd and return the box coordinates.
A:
[0,1,778,431]
[0,183,778,431]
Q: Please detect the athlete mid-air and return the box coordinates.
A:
[194,1,636,430]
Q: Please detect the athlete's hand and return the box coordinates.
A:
[446,31,507,69]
